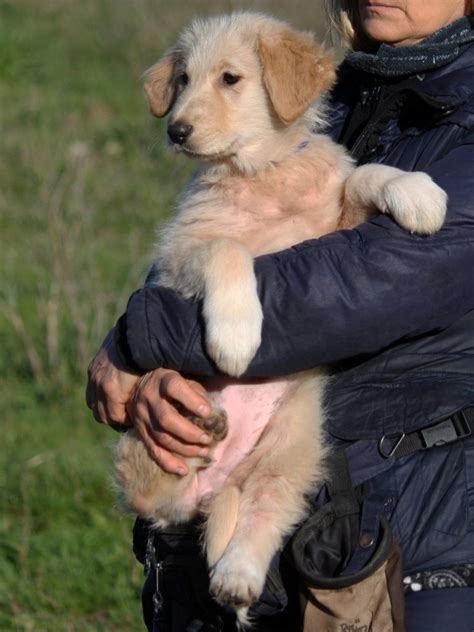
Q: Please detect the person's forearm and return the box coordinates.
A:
[119,224,474,377]
[119,135,474,377]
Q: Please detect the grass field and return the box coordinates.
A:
[0,1,328,629]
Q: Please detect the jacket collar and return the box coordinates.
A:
[337,42,474,113]
[410,42,474,110]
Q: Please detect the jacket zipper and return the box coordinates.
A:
[350,85,382,160]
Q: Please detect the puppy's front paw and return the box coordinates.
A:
[210,552,266,607]
[204,288,263,377]
[186,407,228,442]
[382,172,447,235]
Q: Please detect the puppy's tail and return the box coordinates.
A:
[204,485,240,567]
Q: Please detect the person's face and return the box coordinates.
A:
[358,0,469,47]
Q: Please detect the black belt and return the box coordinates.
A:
[378,407,474,459]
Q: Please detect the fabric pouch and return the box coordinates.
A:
[291,452,406,632]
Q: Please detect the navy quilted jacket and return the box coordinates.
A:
[123,44,474,436]
[122,44,474,571]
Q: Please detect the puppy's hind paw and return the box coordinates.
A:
[210,553,266,608]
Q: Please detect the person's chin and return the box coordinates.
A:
[361,19,409,46]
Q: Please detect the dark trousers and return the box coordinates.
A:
[139,523,302,632]
[406,587,474,632]
[137,519,474,631]
[141,566,302,632]
[143,567,474,632]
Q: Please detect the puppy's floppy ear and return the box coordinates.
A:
[258,28,336,125]
[143,51,177,118]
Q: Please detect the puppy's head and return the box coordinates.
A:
[144,14,336,168]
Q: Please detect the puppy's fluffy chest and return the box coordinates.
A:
[165,135,353,257]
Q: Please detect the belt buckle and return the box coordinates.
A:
[378,433,406,458]
[421,410,472,449]
[378,409,472,459]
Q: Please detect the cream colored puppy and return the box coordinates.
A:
[115,12,446,622]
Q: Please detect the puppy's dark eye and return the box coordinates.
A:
[177,72,189,86]
[223,73,240,86]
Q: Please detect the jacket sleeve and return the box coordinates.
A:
[122,129,474,377]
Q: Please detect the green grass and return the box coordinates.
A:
[0,1,327,629]
[0,379,145,631]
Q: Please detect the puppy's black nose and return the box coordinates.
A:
[168,122,193,145]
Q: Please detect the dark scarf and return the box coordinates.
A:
[347,16,474,77]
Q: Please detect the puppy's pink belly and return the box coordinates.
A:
[182,377,290,508]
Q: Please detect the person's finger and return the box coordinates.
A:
[134,375,212,444]
[92,398,127,427]
[138,424,190,475]
[104,400,129,425]
[91,404,104,424]
[148,399,212,445]
[160,372,211,417]
[85,381,95,410]
[95,400,109,424]
[187,379,210,399]
[153,430,210,459]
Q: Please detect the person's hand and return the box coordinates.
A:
[86,329,141,427]
[130,369,213,476]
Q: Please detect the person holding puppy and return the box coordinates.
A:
[87,1,474,630]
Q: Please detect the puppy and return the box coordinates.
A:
[115,12,446,623]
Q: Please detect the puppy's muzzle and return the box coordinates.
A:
[168,122,194,145]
